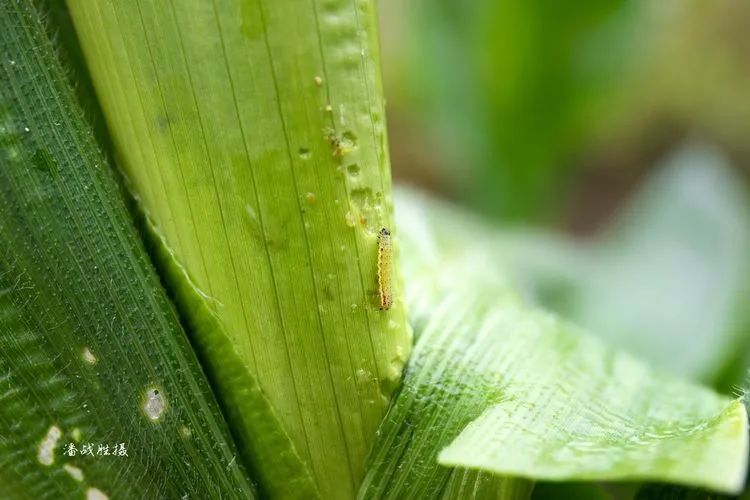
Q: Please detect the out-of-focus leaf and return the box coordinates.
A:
[358,189,748,498]
[0,2,255,498]
[577,146,750,382]
[499,145,750,386]
[384,0,639,221]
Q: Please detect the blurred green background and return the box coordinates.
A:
[379,0,750,395]
[381,0,750,226]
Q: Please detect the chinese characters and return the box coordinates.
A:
[63,442,128,457]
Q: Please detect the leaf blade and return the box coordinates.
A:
[360,190,748,497]
[0,1,255,497]
[67,0,412,496]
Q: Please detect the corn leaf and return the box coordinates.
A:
[66,0,412,497]
[359,190,748,497]
[499,145,750,387]
[573,146,750,383]
[0,1,255,498]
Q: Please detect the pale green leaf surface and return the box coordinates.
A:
[439,310,746,490]
[0,1,255,498]
[576,146,750,383]
[67,0,412,497]
[359,189,748,497]
[140,215,317,499]
[500,145,750,385]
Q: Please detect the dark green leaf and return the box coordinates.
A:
[0,2,255,498]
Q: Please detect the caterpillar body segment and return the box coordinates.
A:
[377,228,393,310]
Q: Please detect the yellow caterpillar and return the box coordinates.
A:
[377,227,393,310]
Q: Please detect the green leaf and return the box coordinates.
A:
[140,218,317,499]
[67,0,412,497]
[0,1,255,498]
[576,146,750,383]
[359,190,748,497]
[500,145,750,386]
[438,309,746,490]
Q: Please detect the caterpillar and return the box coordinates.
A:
[377,227,393,310]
